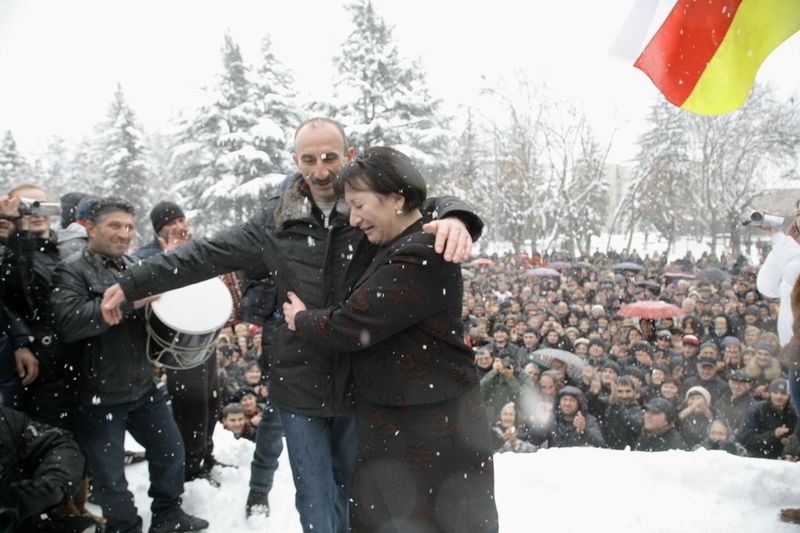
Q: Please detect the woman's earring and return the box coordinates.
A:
[396,209,403,215]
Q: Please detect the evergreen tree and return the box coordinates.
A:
[622,100,695,255]
[333,0,450,175]
[250,34,304,170]
[0,131,30,191]
[96,84,153,236]
[172,32,294,234]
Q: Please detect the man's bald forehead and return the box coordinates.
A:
[294,117,348,150]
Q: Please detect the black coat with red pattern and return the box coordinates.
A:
[294,218,478,407]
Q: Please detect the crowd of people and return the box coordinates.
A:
[464,246,796,461]
[0,114,795,533]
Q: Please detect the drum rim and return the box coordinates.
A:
[150,277,233,334]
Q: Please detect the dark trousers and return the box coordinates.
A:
[250,399,283,493]
[165,356,219,479]
[72,387,185,533]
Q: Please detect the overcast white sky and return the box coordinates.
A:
[0,0,798,163]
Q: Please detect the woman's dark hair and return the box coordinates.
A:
[335,146,427,212]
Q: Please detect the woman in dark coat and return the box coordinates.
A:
[283,146,498,533]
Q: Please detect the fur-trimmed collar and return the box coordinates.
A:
[273,173,348,228]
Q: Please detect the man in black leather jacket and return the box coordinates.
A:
[51,199,207,533]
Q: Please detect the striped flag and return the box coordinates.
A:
[633,0,800,115]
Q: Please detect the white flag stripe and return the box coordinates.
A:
[609,0,675,62]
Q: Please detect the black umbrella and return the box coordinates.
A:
[574,261,598,272]
[697,268,732,284]
[611,262,644,272]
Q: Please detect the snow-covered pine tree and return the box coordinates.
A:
[624,99,695,256]
[0,131,31,192]
[172,32,294,234]
[95,84,153,238]
[333,0,450,178]
[250,34,304,171]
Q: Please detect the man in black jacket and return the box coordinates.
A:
[100,118,481,533]
[603,376,643,450]
[738,378,797,459]
[51,199,207,533]
[0,405,84,532]
[635,397,687,452]
[712,369,754,434]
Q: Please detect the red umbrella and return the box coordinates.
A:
[470,258,494,266]
[617,301,684,319]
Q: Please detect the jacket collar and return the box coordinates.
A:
[273,173,348,228]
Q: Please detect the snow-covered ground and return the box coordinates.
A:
[118,425,799,532]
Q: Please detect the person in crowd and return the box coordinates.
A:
[677,386,714,449]
[234,387,263,429]
[282,146,498,531]
[134,200,229,488]
[491,402,537,454]
[474,346,494,380]
[745,340,784,400]
[100,118,482,532]
[738,378,797,459]
[691,418,747,456]
[220,402,256,441]
[57,195,96,260]
[756,215,800,455]
[683,354,728,403]
[603,376,643,450]
[0,405,88,532]
[712,369,755,434]
[680,334,701,378]
[635,397,688,452]
[0,185,70,427]
[544,385,605,448]
[480,354,521,423]
[718,336,745,380]
[658,375,682,407]
[488,324,524,370]
[51,198,208,533]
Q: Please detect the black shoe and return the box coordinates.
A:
[148,509,208,533]
[245,489,270,518]
[32,513,99,533]
[188,469,220,488]
[123,450,146,466]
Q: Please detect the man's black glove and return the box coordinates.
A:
[9,478,63,519]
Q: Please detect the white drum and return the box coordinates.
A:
[145,277,233,370]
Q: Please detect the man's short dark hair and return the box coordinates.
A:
[221,403,245,418]
[84,197,135,225]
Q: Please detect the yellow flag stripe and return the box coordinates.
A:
[682,0,800,115]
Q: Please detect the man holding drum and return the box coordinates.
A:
[51,198,208,533]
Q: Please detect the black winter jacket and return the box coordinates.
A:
[603,401,643,450]
[51,249,155,406]
[737,400,797,459]
[117,176,482,417]
[1,230,73,424]
[0,406,84,526]
[634,426,687,452]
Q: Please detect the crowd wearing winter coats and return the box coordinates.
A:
[466,248,797,460]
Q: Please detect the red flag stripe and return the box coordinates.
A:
[634,0,742,107]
